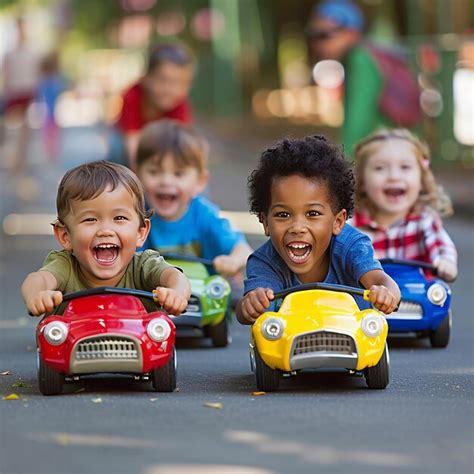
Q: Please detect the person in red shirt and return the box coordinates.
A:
[116,43,195,170]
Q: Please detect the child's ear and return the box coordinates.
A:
[195,170,209,196]
[332,209,347,236]
[53,224,73,252]
[260,213,270,237]
[136,219,151,247]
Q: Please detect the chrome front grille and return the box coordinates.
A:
[75,336,139,360]
[396,301,423,316]
[293,331,355,356]
[185,295,201,313]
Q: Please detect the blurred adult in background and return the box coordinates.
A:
[307,0,401,157]
[36,51,67,161]
[116,42,196,170]
[1,16,40,171]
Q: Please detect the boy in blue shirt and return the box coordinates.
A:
[136,119,252,277]
[236,135,400,324]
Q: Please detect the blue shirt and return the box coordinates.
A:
[143,195,246,261]
[244,223,382,309]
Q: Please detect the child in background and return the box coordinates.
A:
[117,43,195,169]
[352,128,457,282]
[136,119,252,279]
[22,161,190,316]
[236,135,400,325]
[36,51,66,160]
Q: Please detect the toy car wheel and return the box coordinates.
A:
[209,314,231,347]
[364,344,390,389]
[151,348,177,392]
[429,311,451,348]
[38,357,64,396]
[254,345,280,392]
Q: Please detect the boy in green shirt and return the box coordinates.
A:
[22,161,190,316]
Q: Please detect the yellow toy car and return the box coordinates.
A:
[250,282,389,391]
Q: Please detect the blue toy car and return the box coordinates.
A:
[380,258,452,347]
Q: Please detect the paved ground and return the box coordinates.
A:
[0,124,473,474]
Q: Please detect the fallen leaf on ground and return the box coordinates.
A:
[92,397,102,403]
[12,380,28,388]
[149,398,158,402]
[252,391,266,396]
[204,402,223,409]
[56,434,70,445]
[3,393,19,400]
[74,388,85,393]
[1,371,11,376]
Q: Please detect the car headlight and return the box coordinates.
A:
[361,315,384,338]
[206,278,229,299]
[43,321,68,345]
[147,318,171,342]
[261,317,285,341]
[427,283,447,306]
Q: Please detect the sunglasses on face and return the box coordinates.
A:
[305,25,345,41]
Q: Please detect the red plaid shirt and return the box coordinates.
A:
[351,210,457,264]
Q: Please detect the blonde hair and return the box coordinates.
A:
[354,128,453,217]
[56,161,151,227]
[136,119,208,173]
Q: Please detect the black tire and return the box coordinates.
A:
[364,344,390,389]
[209,316,231,348]
[254,345,280,392]
[430,311,451,348]
[38,357,64,396]
[152,349,177,392]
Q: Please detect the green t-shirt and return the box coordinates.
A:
[40,249,172,293]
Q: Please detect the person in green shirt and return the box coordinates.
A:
[21,161,191,316]
[307,0,393,157]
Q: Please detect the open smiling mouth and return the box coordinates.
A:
[155,192,178,204]
[286,243,312,263]
[384,188,406,198]
[94,244,119,264]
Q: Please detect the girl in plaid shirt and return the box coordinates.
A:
[352,128,457,282]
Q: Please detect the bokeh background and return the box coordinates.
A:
[1,0,473,165]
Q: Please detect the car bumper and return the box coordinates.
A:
[257,330,386,372]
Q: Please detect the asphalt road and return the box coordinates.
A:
[0,126,473,474]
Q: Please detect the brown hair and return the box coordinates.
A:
[136,119,209,173]
[56,161,151,226]
[146,42,195,75]
[354,128,453,217]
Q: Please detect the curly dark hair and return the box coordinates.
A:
[248,135,354,219]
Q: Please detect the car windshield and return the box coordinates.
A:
[277,289,359,315]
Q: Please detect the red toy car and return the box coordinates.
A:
[36,287,176,395]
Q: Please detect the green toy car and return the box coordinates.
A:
[162,254,232,347]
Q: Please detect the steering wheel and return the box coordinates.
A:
[52,287,159,315]
[161,253,214,268]
[379,258,437,274]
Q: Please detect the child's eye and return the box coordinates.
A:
[274,211,290,218]
[115,216,129,221]
[81,217,96,223]
[306,210,321,217]
[401,164,413,171]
